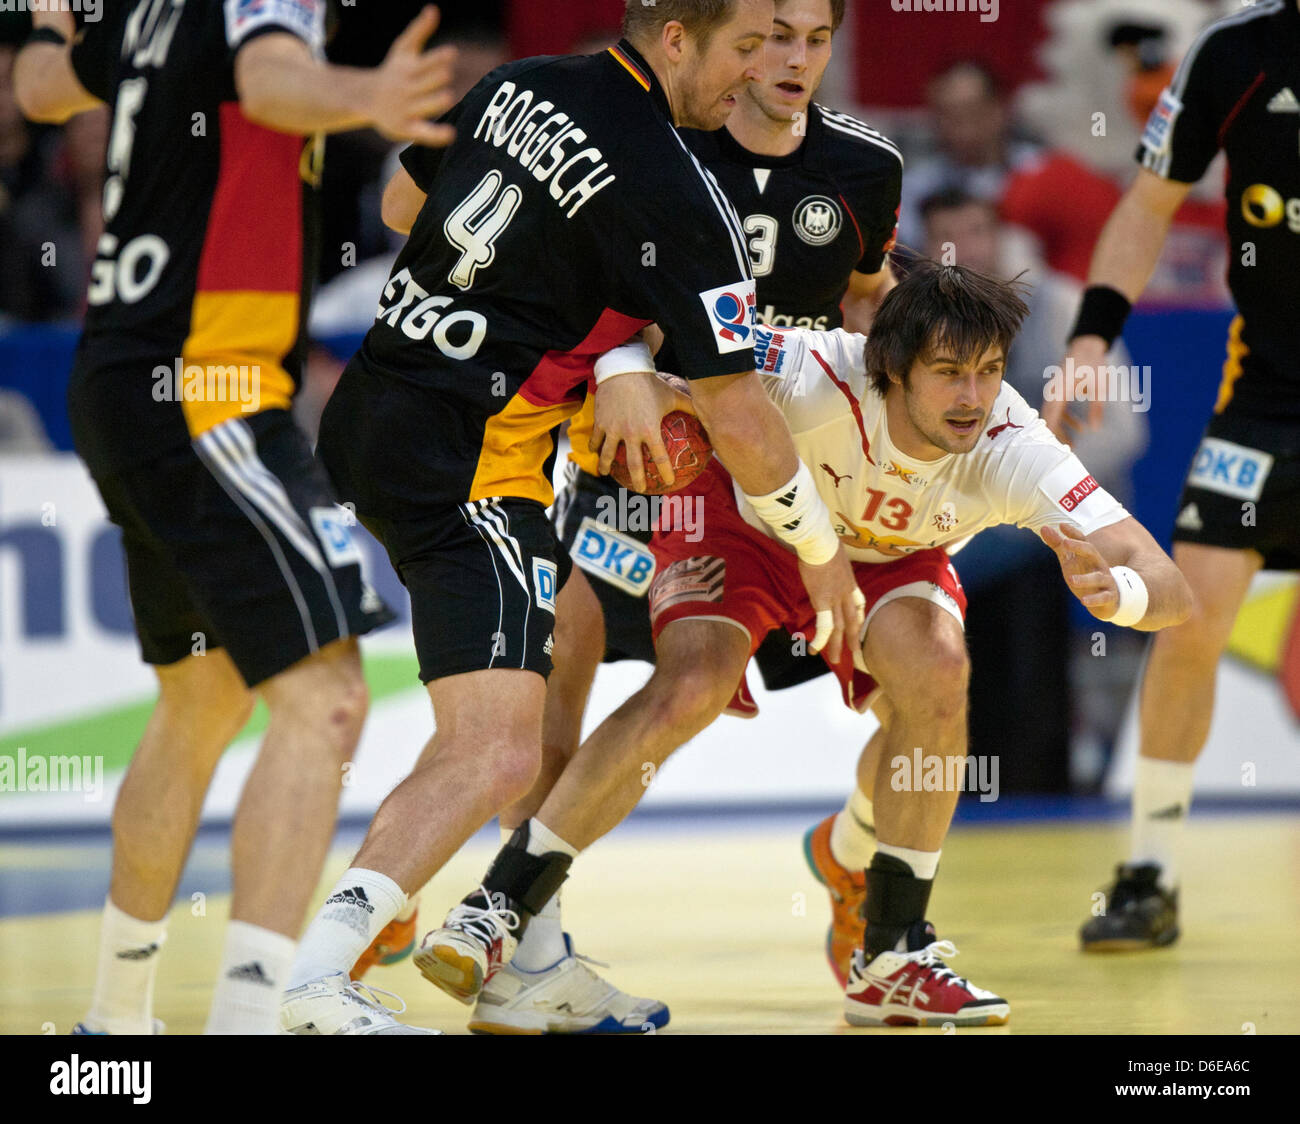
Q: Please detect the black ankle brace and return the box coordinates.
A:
[482,823,572,918]
[863,853,934,960]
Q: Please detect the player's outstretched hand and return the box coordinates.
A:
[1042,522,1118,620]
[592,370,679,492]
[799,545,865,665]
[369,6,458,146]
[1043,336,1109,443]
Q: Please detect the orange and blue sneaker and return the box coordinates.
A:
[350,898,419,982]
[802,814,867,987]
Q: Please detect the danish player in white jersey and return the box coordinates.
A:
[446,262,1192,1026]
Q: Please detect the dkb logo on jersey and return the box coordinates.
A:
[698,280,758,354]
[1188,437,1273,502]
[793,196,843,246]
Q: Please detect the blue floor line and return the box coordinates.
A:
[1,795,1297,919]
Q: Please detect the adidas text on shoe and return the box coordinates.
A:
[413,888,520,1005]
[280,971,440,1034]
[468,934,669,1035]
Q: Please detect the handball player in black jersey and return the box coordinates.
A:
[1039,0,1300,951]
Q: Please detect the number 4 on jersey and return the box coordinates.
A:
[444,171,523,290]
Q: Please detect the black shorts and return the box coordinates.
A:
[1171,407,1300,570]
[552,463,828,687]
[92,410,394,687]
[363,498,573,684]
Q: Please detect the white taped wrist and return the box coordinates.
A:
[1109,565,1149,627]
[745,461,839,566]
[594,342,654,384]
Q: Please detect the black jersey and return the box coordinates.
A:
[66,0,326,473]
[1137,0,1300,419]
[319,40,756,515]
[681,103,902,331]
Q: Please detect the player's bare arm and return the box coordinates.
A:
[235,5,457,143]
[1041,518,1192,631]
[12,10,101,123]
[381,165,428,235]
[841,264,897,334]
[1046,168,1191,439]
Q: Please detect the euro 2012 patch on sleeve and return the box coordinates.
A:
[698,279,758,355]
[225,0,326,51]
[1140,88,1181,156]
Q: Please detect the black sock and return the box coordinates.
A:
[862,852,934,961]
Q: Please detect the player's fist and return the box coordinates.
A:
[1042,523,1118,620]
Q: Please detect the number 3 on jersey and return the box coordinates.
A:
[743,214,778,278]
[444,171,523,290]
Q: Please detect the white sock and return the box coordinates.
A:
[512,890,568,972]
[829,789,876,871]
[204,921,297,1034]
[83,898,167,1034]
[509,819,575,971]
[875,841,941,881]
[287,867,406,989]
[525,818,579,859]
[1130,756,1196,890]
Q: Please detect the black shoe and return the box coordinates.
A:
[1080,863,1179,951]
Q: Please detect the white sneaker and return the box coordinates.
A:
[468,934,669,1035]
[413,888,520,1005]
[280,971,440,1034]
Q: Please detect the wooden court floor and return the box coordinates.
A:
[2,814,1297,1035]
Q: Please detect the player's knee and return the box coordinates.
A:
[481,738,542,808]
[263,659,369,757]
[647,666,733,739]
[891,634,969,720]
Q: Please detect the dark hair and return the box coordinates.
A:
[773,0,846,33]
[918,187,996,225]
[864,262,1029,397]
[623,0,737,49]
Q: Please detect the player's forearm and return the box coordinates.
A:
[691,372,800,495]
[1085,184,1177,305]
[1122,553,1194,632]
[13,44,100,123]
[236,42,378,135]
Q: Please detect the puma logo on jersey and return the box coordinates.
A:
[821,463,852,487]
[986,408,1023,439]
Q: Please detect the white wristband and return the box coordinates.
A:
[745,461,840,566]
[1109,565,1149,627]
[594,342,654,385]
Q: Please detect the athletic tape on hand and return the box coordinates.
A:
[811,609,835,653]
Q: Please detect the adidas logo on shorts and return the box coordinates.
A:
[1176,503,1203,532]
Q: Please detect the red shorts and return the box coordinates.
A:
[649,463,967,712]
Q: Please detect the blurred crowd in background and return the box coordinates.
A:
[0,0,1244,793]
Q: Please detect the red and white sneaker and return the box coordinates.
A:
[413,888,520,1005]
[843,922,1010,1027]
[802,814,866,987]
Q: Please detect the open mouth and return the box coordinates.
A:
[946,417,981,436]
[776,81,805,96]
